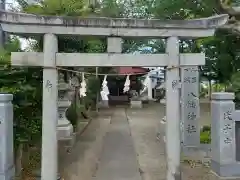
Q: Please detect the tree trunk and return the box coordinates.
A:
[15,143,24,178]
[208,79,212,100]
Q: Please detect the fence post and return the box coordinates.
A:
[0,93,15,180]
[211,92,236,177]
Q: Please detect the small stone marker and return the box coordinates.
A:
[0,94,15,180]
[211,93,237,177]
[181,67,200,147]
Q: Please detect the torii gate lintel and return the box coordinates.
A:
[11,52,205,67]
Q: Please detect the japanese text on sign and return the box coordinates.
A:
[224,111,232,121]
[186,124,197,134]
[187,112,197,120]
[184,77,197,83]
[186,100,197,108]
[222,110,233,145]
[223,124,232,134]
[224,137,232,144]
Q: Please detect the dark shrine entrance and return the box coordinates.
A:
[107,76,128,105]
[108,76,125,96]
[106,75,142,105]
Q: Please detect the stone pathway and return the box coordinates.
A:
[60,104,217,180]
[126,104,216,180]
[93,108,142,180]
[61,106,168,180]
[60,110,112,180]
[126,105,167,180]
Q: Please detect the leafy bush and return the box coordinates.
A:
[0,38,42,148]
[66,75,101,128]
[85,76,100,110]
[201,125,211,132]
[66,100,85,128]
[200,125,211,144]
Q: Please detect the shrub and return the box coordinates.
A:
[201,125,211,132]
[200,125,211,144]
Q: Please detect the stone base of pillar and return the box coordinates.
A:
[181,146,209,162]
[160,98,166,104]
[211,160,240,179]
[57,119,74,140]
[147,96,154,101]
[33,169,61,180]
[130,100,143,108]
[140,96,149,104]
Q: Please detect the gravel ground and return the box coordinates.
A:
[126,103,220,180]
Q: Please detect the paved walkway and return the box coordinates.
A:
[93,108,142,180]
[61,104,214,180]
[127,105,167,180]
[61,106,167,180]
[60,110,112,180]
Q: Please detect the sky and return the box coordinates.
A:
[5,0,30,49]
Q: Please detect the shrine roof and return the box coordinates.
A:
[116,67,149,75]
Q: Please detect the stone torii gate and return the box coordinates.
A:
[0,10,228,180]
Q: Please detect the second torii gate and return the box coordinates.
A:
[0,10,228,180]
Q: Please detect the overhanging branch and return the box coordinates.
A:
[219,0,240,16]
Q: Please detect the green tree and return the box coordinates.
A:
[0,36,42,146]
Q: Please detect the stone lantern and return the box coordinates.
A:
[57,73,73,140]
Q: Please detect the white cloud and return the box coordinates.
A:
[5,0,19,9]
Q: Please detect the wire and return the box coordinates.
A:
[55,66,149,76]
[40,63,198,76]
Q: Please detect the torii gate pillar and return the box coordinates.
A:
[41,34,58,180]
[166,37,181,180]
